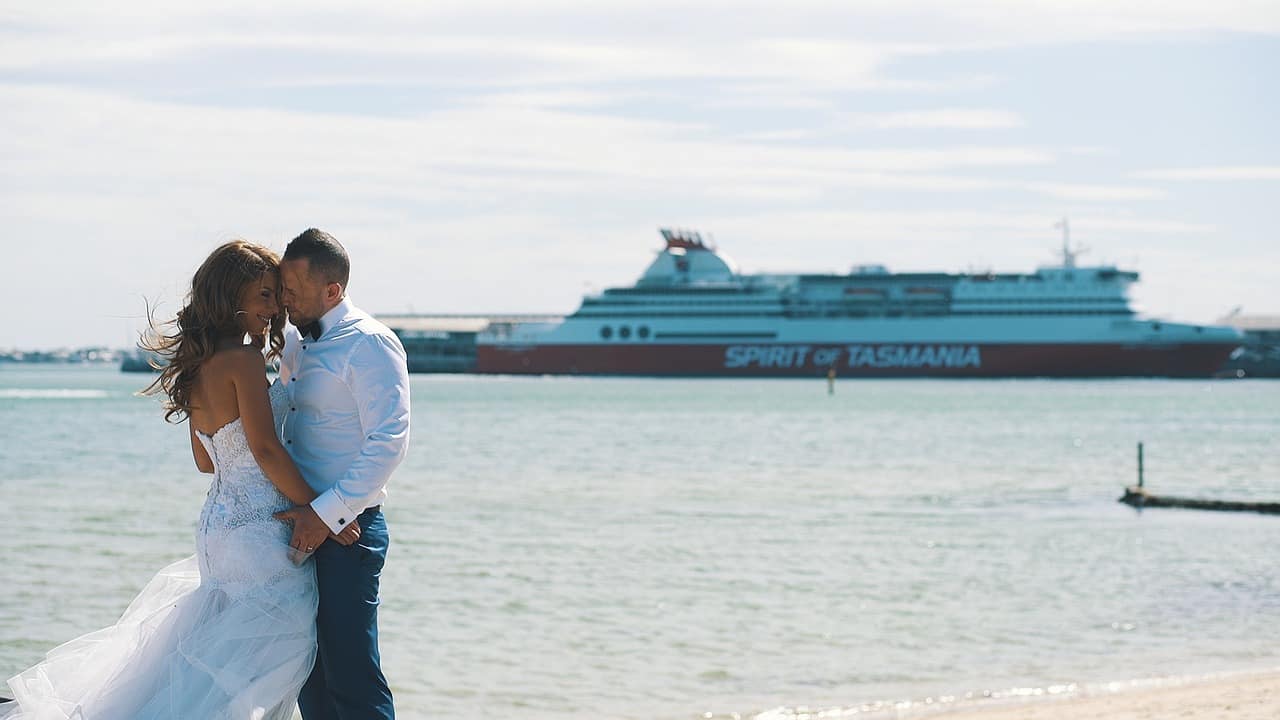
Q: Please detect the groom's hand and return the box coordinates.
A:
[273,505,331,553]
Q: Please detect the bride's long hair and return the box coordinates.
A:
[141,240,286,423]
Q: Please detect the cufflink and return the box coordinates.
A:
[338,518,346,525]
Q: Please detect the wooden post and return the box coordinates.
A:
[1138,442,1144,488]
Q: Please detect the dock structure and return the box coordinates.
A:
[1118,487,1280,515]
[1118,441,1280,515]
[378,313,561,373]
[1216,313,1280,377]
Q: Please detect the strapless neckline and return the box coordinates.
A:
[196,416,242,442]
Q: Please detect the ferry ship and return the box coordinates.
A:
[475,228,1242,377]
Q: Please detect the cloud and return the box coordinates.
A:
[840,109,1023,130]
[6,1,1278,87]
[1,84,1060,208]
[1132,166,1280,181]
[1025,182,1163,201]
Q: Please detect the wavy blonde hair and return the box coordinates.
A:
[141,240,285,423]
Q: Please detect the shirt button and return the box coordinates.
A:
[291,407,296,411]
[286,440,292,445]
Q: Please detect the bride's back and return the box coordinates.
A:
[190,347,262,437]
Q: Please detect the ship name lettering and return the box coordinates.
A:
[844,344,981,369]
[724,345,812,369]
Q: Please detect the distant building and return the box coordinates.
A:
[120,348,163,372]
[1216,314,1280,377]
[1,347,121,364]
[379,315,561,373]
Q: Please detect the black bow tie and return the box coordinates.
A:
[299,321,322,341]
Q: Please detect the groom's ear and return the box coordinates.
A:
[326,281,345,303]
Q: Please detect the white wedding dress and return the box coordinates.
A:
[3,380,317,720]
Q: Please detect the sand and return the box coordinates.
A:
[7,670,1280,719]
[916,670,1280,720]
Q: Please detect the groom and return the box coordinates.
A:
[274,228,410,720]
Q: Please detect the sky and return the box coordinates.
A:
[3,1,1278,349]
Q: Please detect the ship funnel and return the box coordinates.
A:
[638,229,738,286]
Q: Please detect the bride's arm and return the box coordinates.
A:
[226,348,318,506]
[189,424,214,473]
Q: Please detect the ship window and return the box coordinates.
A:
[619,325,632,339]
[637,325,650,339]
[600,326,613,339]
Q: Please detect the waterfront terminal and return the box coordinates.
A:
[379,314,561,374]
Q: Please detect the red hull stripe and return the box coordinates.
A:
[476,342,1238,377]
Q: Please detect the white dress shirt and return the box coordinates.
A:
[278,297,411,533]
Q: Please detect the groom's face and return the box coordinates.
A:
[280,258,329,327]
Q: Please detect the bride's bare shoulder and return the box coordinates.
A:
[203,346,268,382]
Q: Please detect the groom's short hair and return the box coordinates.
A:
[284,228,351,287]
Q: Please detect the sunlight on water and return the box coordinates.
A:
[2,367,1279,719]
[0,388,111,399]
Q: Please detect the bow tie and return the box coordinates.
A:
[299,321,322,341]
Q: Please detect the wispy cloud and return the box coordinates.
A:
[1026,182,1163,201]
[841,109,1023,130]
[1133,166,1280,181]
[1,85,1059,202]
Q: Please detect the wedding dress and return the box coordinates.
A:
[2,380,317,720]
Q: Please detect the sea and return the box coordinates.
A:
[2,365,1279,718]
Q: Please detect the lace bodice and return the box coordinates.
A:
[194,379,302,595]
[195,378,290,476]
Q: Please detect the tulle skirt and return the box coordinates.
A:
[2,553,317,720]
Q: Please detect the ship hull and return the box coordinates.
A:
[476,341,1238,378]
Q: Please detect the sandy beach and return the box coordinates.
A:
[912,669,1280,720]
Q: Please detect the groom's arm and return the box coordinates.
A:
[309,331,411,533]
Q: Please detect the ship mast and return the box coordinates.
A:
[1054,217,1087,268]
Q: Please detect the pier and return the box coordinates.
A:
[1118,442,1280,515]
[1119,487,1280,515]
[380,314,561,373]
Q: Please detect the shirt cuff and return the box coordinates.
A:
[310,490,360,534]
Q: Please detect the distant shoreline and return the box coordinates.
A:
[0,349,123,364]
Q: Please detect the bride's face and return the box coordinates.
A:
[237,272,280,338]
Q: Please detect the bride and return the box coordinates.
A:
[1,240,358,719]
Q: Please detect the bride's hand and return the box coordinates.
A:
[330,522,361,546]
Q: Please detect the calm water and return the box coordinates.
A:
[2,366,1279,718]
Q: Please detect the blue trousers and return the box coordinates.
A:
[298,507,395,720]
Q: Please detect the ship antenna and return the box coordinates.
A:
[1055,217,1073,267]
[1053,217,1088,268]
